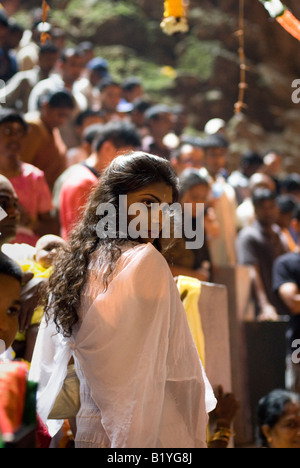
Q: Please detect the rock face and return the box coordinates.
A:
[21,0,300,169]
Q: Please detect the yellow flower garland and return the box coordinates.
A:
[163,0,184,18]
[160,0,189,35]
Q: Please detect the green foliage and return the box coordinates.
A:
[13,1,220,101]
[95,45,175,98]
[50,0,140,34]
[176,37,223,80]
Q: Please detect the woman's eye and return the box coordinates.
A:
[7,307,20,317]
[143,200,154,208]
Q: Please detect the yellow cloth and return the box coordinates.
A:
[176,275,205,367]
[19,261,53,279]
[15,262,52,342]
[282,228,297,252]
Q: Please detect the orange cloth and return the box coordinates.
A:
[20,113,67,191]
[59,164,98,239]
[0,362,28,436]
[282,228,297,252]
[277,10,300,42]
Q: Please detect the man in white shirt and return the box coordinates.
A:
[28,47,88,148]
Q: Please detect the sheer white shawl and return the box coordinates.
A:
[29,242,216,447]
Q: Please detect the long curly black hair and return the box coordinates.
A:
[44,151,179,337]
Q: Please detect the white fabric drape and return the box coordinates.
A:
[30,243,216,447]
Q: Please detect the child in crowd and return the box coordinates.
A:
[13,234,65,362]
[0,252,22,362]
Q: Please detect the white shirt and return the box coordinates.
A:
[29,242,216,447]
[27,74,88,148]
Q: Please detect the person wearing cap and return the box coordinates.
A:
[87,57,110,84]
[74,56,110,110]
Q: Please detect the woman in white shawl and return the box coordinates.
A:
[29,151,216,448]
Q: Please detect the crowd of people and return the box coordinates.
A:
[0,5,300,448]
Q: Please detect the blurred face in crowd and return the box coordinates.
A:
[123,84,144,103]
[0,273,21,351]
[100,84,122,113]
[0,176,20,244]
[0,22,8,44]
[61,54,85,85]
[150,112,174,139]
[180,183,210,218]
[39,50,59,75]
[204,146,227,177]
[255,198,279,227]
[41,103,74,131]
[277,209,295,230]
[176,144,205,174]
[0,120,26,160]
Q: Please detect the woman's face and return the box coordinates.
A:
[263,401,300,448]
[126,182,173,244]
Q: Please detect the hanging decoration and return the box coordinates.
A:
[234,0,247,114]
[40,0,51,45]
[259,0,300,42]
[160,0,189,36]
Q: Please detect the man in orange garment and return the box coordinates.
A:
[19,89,75,191]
